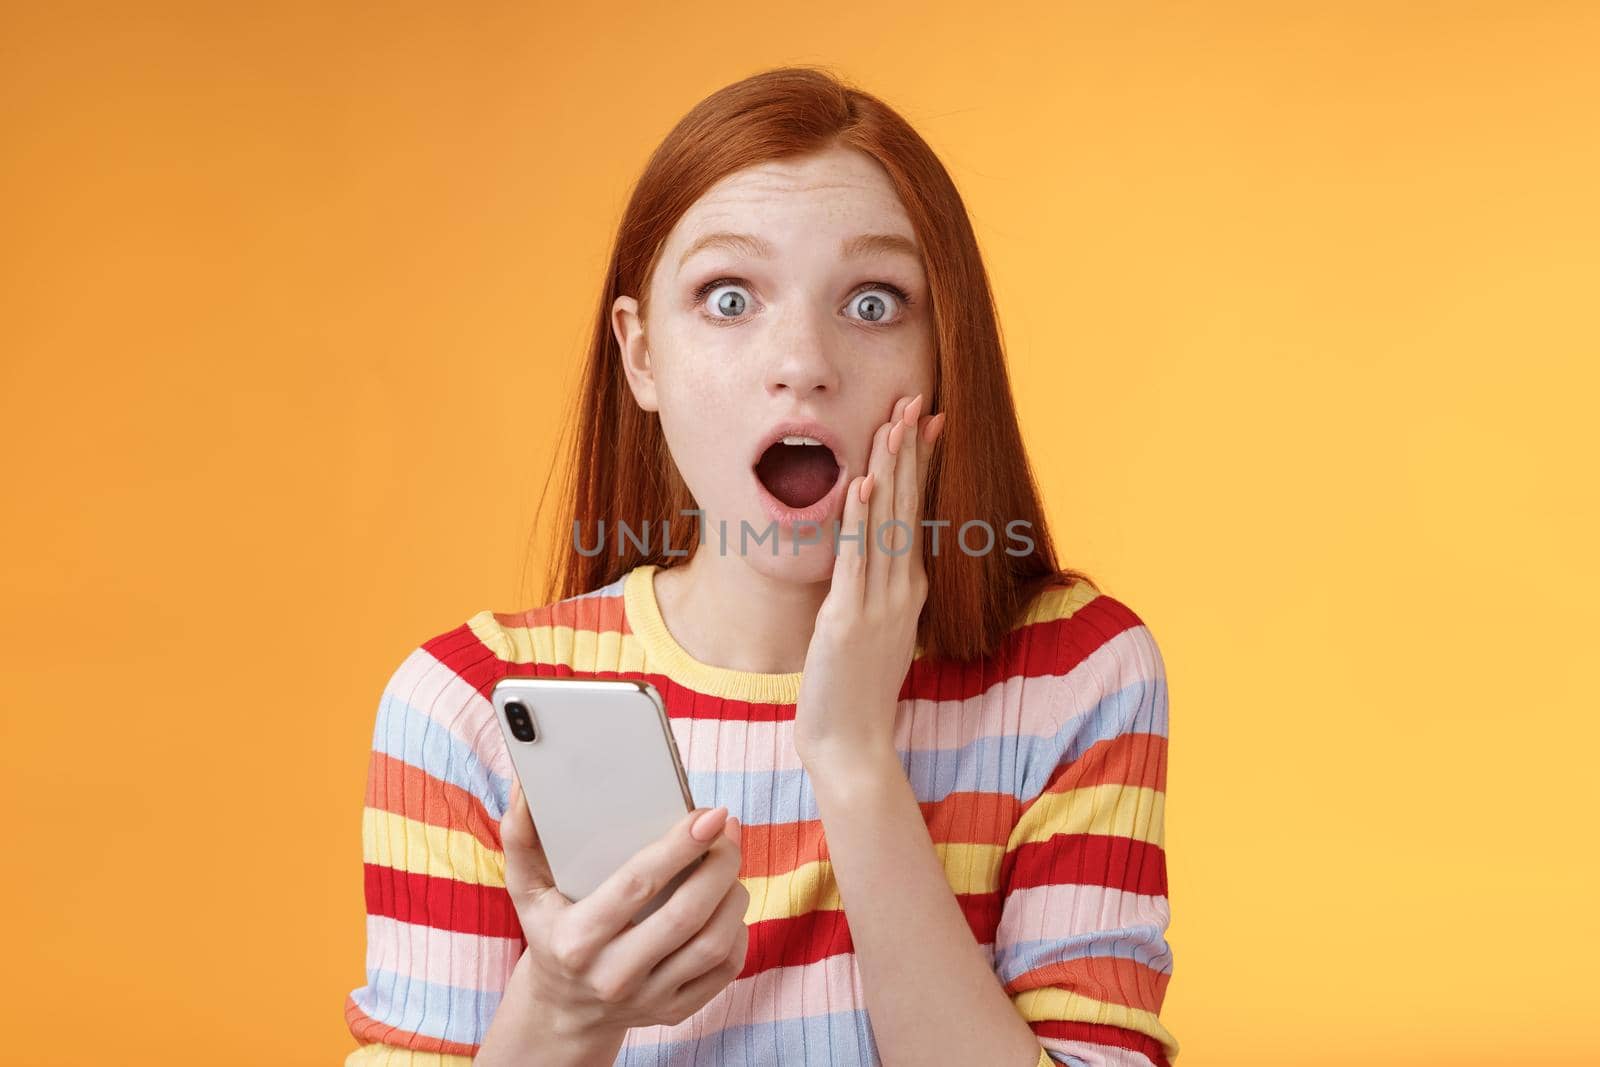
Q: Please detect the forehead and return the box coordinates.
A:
[667,147,920,259]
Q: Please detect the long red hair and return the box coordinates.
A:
[522,64,1095,662]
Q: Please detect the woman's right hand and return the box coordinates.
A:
[483,779,751,1056]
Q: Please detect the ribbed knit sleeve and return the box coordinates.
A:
[993,600,1180,1067]
[342,641,523,1065]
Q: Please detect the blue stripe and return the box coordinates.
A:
[685,726,1046,822]
[572,573,628,599]
[617,1005,880,1066]
[1057,671,1170,775]
[349,969,500,1045]
[994,929,1174,984]
[373,688,513,820]
[683,669,1167,824]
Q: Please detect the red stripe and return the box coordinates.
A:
[956,891,1004,946]
[1024,732,1166,809]
[741,908,854,973]
[511,589,630,633]
[363,863,526,941]
[734,792,1019,880]
[1006,953,1171,1016]
[344,995,482,1057]
[365,752,503,852]
[1003,833,1169,897]
[435,588,1146,716]
[739,892,1001,976]
[1035,1019,1173,1067]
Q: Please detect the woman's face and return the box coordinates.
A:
[613,144,937,584]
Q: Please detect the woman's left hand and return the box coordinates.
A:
[793,392,948,774]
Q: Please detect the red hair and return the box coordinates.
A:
[523,64,1095,662]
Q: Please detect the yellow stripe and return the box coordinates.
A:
[466,610,643,673]
[1016,986,1181,1062]
[741,842,1004,923]
[361,807,505,887]
[365,810,1002,911]
[464,610,515,661]
[466,574,1098,675]
[1014,577,1100,627]
[344,1047,474,1067]
[1009,783,1165,851]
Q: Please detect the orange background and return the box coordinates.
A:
[3,3,1597,1064]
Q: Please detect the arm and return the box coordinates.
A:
[342,643,529,1065]
[991,609,1180,1067]
[810,599,1180,1067]
[808,753,1049,1067]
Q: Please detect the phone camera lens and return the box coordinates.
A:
[504,701,538,743]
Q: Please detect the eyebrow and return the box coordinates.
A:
[677,231,923,271]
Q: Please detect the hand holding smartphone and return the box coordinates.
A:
[491,677,704,921]
[479,678,751,1059]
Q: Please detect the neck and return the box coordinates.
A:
[653,547,828,675]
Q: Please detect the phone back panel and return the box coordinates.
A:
[490,677,697,920]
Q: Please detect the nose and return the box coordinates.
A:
[763,316,841,399]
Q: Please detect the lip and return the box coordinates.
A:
[750,417,851,531]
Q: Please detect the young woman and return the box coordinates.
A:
[345,66,1178,1067]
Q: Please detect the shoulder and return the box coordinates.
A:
[1006,574,1161,677]
[366,571,633,800]
[435,569,633,679]
[1005,575,1169,738]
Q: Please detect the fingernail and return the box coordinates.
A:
[691,806,728,841]
[923,410,946,443]
[904,394,924,424]
[888,422,905,455]
[858,473,875,503]
[726,815,741,844]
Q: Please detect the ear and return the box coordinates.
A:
[611,293,659,413]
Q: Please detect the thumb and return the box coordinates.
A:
[500,779,556,898]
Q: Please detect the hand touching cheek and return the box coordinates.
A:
[792,393,948,773]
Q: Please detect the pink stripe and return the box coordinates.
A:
[997,883,1172,968]
[1040,1038,1161,1067]
[899,675,1066,751]
[625,951,868,1043]
[669,674,1074,776]
[393,649,516,780]
[365,913,522,990]
[1056,627,1162,726]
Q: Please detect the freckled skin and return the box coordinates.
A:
[611,144,937,585]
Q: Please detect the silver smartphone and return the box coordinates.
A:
[490,676,701,925]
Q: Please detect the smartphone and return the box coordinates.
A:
[490,676,701,925]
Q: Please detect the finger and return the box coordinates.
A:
[831,472,869,605]
[867,405,899,596]
[565,805,726,955]
[891,393,924,587]
[602,830,743,979]
[500,778,557,900]
[647,872,751,995]
[914,408,945,563]
[659,916,749,1021]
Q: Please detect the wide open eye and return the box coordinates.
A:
[845,285,910,324]
[698,280,754,320]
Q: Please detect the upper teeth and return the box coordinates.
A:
[782,435,824,446]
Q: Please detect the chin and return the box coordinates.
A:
[739,542,839,585]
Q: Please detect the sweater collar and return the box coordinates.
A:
[623,563,804,704]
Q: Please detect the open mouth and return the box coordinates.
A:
[753,436,843,510]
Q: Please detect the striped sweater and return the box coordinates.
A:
[345,562,1179,1066]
